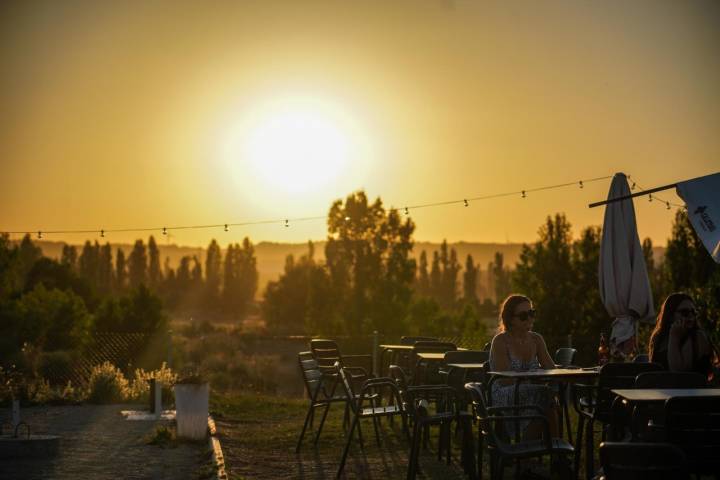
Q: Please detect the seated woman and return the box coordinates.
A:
[489,294,559,439]
[649,292,716,379]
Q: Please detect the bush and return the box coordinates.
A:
[87,362,129,404]
[38,350,75,381]
[128,362,177,405]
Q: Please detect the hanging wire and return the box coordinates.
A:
[2,174,615,238]
[626,175,686,210]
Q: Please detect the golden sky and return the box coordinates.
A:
[1,0,718,247]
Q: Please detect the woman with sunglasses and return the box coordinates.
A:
[649,292,715,376]
[489,294,559,438]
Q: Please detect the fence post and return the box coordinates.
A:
[372,331,379,377]
[167,329,173,369]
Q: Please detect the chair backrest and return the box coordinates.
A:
[400,336,439,345]
[634,371,707,389]
[412,341,457,354]
[298,351,323,397]
[664,396,720,475]
[310,339,341,372]
[443,350,489,365]
[599,441,689,480]
[554,347,578,367]
[633,354,650,363]
[595,362,664,418]
[482,341,492,352]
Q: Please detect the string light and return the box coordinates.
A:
[666,201,671,210]
[648,194,653,202]
[628,177,686,210]
[2,174,621,238]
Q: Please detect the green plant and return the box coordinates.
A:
[86,361,129,404]
[128,362,178,403]
[145,425,177,448]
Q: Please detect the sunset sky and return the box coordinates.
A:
[1,0,718,248]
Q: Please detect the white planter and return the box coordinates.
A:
[174,383,209,440]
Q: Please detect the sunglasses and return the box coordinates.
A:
[512,309,536,322]
[677,308,697,318]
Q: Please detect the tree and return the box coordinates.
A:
[147,236,162,290]
[17,234,42,287]
[490,252,512,302]
[78,241,99,286]
[513,214,575,338]
[127,239,147,288]
[0,234,21,299]
[97,243,113,294]
[325,191,415,335]
[222,239,259,319]
[60,244,78,271]
[204,239,222,306]
[415,250,430,297]
[439,241,460,309]
[115,248,127,292]
[463,254,479,305]
[263,242,336,334]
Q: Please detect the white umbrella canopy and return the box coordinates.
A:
[599,173,655,359]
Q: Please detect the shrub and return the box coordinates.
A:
[87,362,129,404]
[38,350,75,381]
[128,362,177,405]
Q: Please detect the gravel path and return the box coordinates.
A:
[0,404,206,480]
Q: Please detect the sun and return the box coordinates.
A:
[235,101,354,194]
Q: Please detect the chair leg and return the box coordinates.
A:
[296,403,316,453]
[574,415,584,478]
[585,419,594,480]
[337,411,360,479]
[370,397,382,447]
[564,401,573,445]
[477,429,484,480]
[406,419,423,480]
[313,403,332,445]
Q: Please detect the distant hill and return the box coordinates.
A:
[25,239,665,299]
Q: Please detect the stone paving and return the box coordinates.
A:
[0,404,207,480]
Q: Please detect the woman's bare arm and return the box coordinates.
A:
[534,333,556,369]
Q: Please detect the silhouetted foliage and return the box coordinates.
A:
[128,239,147,288]
[222,238,258,319]
[115,247,127,292]
[147,236,162,291]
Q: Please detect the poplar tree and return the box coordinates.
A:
[128,239,148,288]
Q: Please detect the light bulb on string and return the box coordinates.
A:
[224,224,228,232]
[666,202,671,210]
[162,227,167,235]
[579,181,584,189]
[284,219,289,227]
[404,207,409,216]
[648,194,653,203]
[100,229,105,238]
[521,190,526,199]
[37,231,42,239]
[463,199,469,207]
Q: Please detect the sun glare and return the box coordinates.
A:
[231,101,355,194]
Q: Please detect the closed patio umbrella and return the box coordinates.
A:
[599,173,655,359]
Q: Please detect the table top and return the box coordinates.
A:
[416,352,446,361]
[379,344,415,350]
[488,367,600,379]
[447,363,487,369]
[611,388,720,402]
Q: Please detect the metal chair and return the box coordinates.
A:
[466,382,575,480]
[663,395,720,477]
[632,354,649,363]
[572,362,663,479]
[296,351,350,452]
[336,362,408,478]
[598,441,689,480]
[630,371,707,441]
